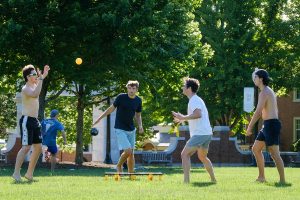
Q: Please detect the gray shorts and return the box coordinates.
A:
[186,135,212,149]
[115,128,136,150]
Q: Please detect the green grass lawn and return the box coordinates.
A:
[0,166,299,200]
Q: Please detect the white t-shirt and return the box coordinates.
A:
[188,95,212,136]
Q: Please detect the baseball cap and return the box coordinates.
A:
[50,109,59,118]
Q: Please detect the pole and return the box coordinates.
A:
[252,86,259,166]
[105,97,112,164]
[254,86,259,138]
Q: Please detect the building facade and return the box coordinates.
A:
[277,89,300,151]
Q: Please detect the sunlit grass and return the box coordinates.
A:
[0,166,299,200]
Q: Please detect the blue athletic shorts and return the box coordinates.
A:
[115,128,136,150]
[256,119,281,146]
[47,145,58,155]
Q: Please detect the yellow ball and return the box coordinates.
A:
[75,58,82,65]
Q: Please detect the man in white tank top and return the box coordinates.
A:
[172,77,216,183]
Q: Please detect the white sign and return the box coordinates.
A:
[243,87,254,113]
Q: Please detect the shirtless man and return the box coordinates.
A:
[12,64,50,181]
[246,69,285,183]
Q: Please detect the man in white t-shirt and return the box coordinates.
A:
[172,77,216,183]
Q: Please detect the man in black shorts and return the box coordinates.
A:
[12,64,50,181]
[246,69,285,183]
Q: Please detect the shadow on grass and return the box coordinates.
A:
[11,180,37,185]
[1,168,107,178]
[142,167,206,174]
[192,181,216,187]
[0,165,205,178]
[265,182,292,188]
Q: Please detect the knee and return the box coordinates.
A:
[124,149,133,156]
[22,146,31,153]
[181,151,188,160]
[252,145,261,154]
[198,154,207,162]
[268,150,279,160]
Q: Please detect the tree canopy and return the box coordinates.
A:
[0,0,299,163]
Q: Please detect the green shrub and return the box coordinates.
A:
[292,139,300,152]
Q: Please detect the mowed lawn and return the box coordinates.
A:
[0,166,299,200]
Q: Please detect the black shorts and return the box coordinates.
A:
[256,119,281,146]
[20,116,42,146]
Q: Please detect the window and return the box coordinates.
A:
[293,88,300,102]
[294,118,300,142]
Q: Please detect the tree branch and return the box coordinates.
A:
[230,115,240,130]
[85,92,119,106]
[46,84,68,103]
[85,97,109,106]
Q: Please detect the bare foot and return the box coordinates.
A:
[12,173,22,182]
[116,165,122,173]
[211,178,217,183]
[279,180,286,184]
[183,178,190,184]
[24,173,33,181]
[256,177,266,183]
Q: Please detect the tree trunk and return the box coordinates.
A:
[75,84,85,165]
[38,78,50,121]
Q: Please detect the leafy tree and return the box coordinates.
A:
[250,0,300,90]
[0,0,212,164]
[191,0,300,135]
[193,0,260,130]
[0,76,17,139]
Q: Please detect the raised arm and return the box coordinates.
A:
[22,81,43,98]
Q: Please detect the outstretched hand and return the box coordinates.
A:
[92,122,98,127]
[246,127,253,136]
[138,126,144,134]
[172,111,184,121]
[42,65,50,78]
[37,65,50,79]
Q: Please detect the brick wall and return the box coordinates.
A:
[6,138,22,164]
[135,129,252,164]
[54,151,92,162]
[5,139,92,164]
[277,93,300,151]
[173,129,251,164]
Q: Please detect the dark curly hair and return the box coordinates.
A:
[255,69,272,86]
[22,65,35,82]
[184,77,200,93]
